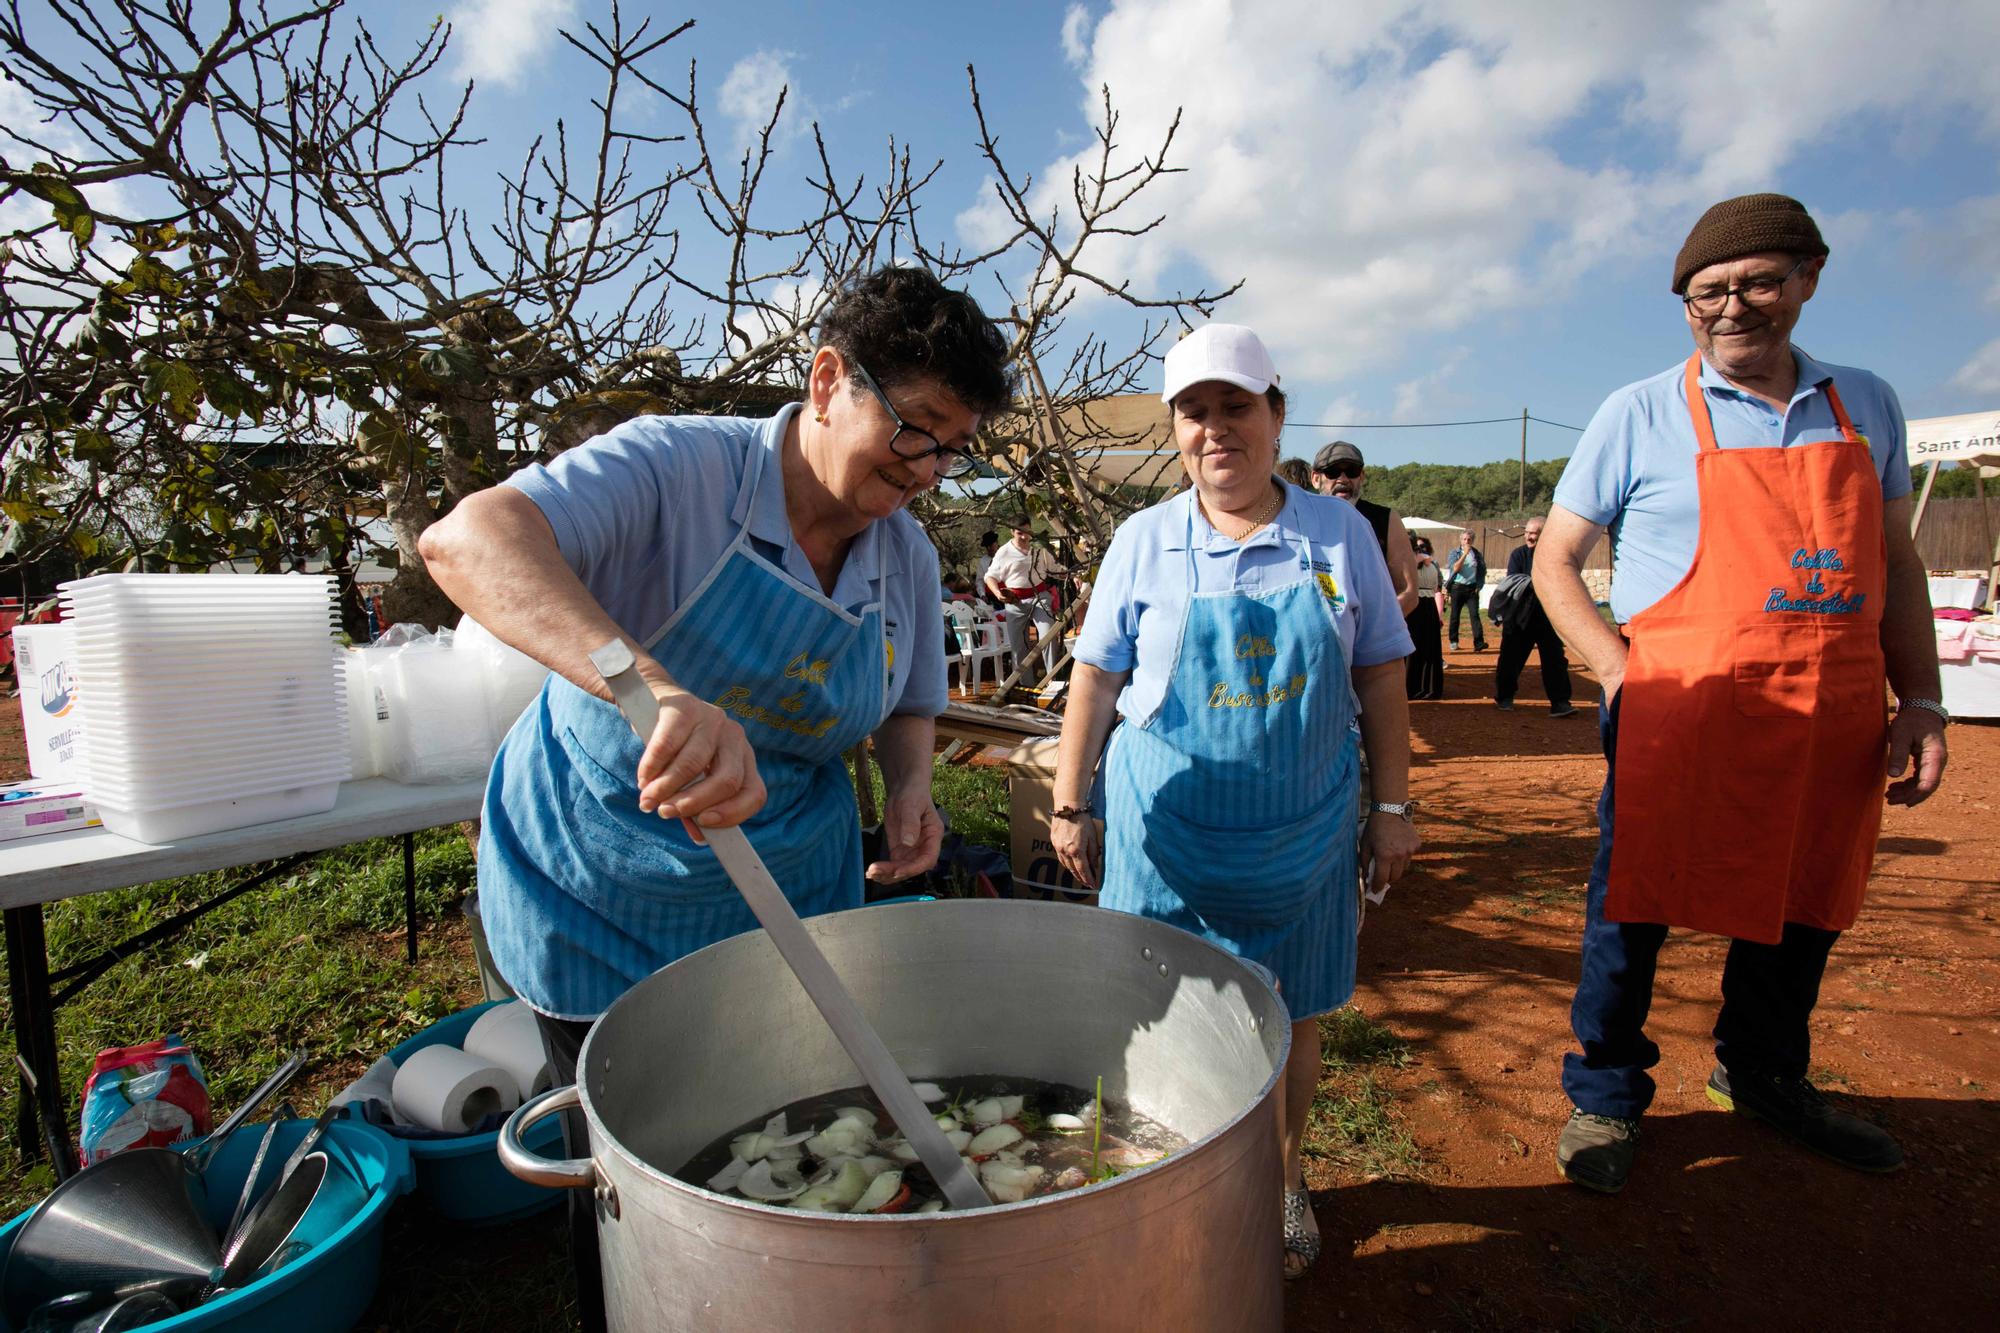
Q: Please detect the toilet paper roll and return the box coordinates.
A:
[462,1000,554,1103]
[391,1044,518,1133]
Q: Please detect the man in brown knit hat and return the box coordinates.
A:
[1531,193,1949,1194]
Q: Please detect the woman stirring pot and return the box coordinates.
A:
[420,266,1013,1327]
[1051,323,1419,1279]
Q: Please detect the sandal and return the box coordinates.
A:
[1282,1187,1321,1279]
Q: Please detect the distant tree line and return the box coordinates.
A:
[1353,457,1570,521]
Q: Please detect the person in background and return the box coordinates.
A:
[419,265,1012,1331]
[1312,440,1419,616]
[1536,192,1947,1195]
[973,529,999,591]
[1276,456,1314,490]
[1406,535,1444,700]
[1050,323,1417,1281]
[1493,517,1574,716]
[1444,530,1488,652]
[984,520,1059,677]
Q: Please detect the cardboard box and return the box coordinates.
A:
[13,624,85,782]
[1005,736,1101,903]
[0,780,100,842]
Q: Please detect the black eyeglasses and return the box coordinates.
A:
[1317,462,1363,480]
[1681,257,1808,319]
[850,362,979,480]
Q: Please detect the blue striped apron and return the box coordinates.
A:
[1101,510,1361,1020]
[479,434,889,1019]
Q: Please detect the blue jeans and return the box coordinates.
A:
[1560,694,1841,1118]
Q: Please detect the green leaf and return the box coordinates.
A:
[202,368,265,421]
[357,412,417,475]
[140,357,205,422]
[125,254,182,296]
[133,222,179,252]
[67,427,117,467]
[20,170,94,247]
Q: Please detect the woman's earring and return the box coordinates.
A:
[815,411,827,424]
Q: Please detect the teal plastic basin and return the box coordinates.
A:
[385,1001,564,1225]
[0,1118,413,1333]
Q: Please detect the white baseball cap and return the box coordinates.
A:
[1160,323,1279,405]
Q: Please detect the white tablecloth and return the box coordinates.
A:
[1940,655,2000,719]
[1928,574,1990,611]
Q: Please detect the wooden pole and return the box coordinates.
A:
[988,597,1080,696]
[1977,466,1999,613]
[1518,408,1528,510]
[1911,458,1942,537]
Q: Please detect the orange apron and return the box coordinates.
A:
[1606,354,1887,944]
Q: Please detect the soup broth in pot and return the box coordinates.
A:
[677,1076,1187,1213]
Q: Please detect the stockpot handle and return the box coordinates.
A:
[497,1084,596,1190]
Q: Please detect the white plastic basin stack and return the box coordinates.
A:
[58,573,352,843]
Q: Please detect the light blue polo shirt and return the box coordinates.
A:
[504,404,947,718]
[1554,349,1911,624]
[1075,484,1413,724]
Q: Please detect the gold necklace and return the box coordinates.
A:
[1203,484,1282,542]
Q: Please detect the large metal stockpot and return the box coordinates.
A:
[498,899,1291,1331]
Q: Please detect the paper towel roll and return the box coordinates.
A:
[462,1000,554,1103]
[392,1044,518,1133]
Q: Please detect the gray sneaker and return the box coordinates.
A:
[1556,1108,1639,1194]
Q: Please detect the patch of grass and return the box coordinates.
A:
[1305,1007,1422,1179]
[1811,1064,1854,1090]
[928,760,1008,849]
[1502,876,1583,918]
[1320,1005,1412,1072]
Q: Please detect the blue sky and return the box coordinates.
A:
[69,1,2000,469]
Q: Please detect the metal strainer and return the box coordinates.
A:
[0,1050,304,1324]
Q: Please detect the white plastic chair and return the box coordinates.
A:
[946,601,1011,692]
[940,601,965,692]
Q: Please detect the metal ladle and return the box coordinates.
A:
[590,640,990,1209]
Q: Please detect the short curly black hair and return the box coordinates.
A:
[815,266,1014,417]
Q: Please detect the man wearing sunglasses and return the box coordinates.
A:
[1533,193,1948,1196]
[1313,440,1419,616]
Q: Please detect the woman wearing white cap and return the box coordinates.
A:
[1051,323,1419,1278]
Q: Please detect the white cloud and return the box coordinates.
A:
[0,75,141,320]
[970,0,2000,395]
[1391,349,1469,422]
[719,50,809,152]
[1952,338,2000,395]
[1906,194,2000,307]
[447,0,578,91]
[1061,5,1092,66]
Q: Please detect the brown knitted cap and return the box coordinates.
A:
[1671,193,1828,294]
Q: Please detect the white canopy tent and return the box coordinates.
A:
[1400,516,1466,536]
[1906,410,1999,615]
[1908,411,2000,717]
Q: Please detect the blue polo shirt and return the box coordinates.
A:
[1075,484,1413,724]
[1553,348,1911,624]
[504,403,947,718]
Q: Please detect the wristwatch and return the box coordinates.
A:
[1369,800,1418,821]
[1898,697,1950,727]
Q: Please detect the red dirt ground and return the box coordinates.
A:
[1289,646,2000,1332]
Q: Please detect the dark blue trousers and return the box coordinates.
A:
[1560,695,1841,1118]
